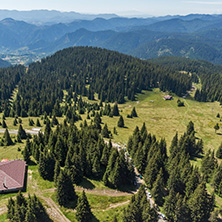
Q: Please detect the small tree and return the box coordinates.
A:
[214,123,220,133]
[117,115,124,128]
[13,118,18,126]
[101,124,110,138]
[131,107,138,117]
[112,103,119,116]
[3,129,13,146]
[36,119,41,127]
[18,124,27,140]
[76,191,92,222]
[2,120,7,128]
[113,127,117,135]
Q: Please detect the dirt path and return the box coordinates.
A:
[103,200,130,211]
[40,195,70,222]
[0,206,7,216]
[44,187,133,197]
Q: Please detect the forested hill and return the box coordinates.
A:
[3,47,192,117]
[150,56,222,103]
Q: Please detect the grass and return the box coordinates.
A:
[0,214,7,222]
[27,164,55,193]
[50,191,130,222]
[93,89,222,153]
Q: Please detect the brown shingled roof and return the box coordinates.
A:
[0,160,26,192]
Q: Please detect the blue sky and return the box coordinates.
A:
[1,0,222,16]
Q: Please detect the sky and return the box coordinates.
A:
[1,0,222,16]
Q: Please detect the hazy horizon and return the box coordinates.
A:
[1,0,222,17]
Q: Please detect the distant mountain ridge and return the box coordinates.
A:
[1,13,222,65]
[0,9,118,24]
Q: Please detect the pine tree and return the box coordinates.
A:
[112,103,119,116]
[2,119,7,128]
[54,160,61,186]
[13,118,18,126]
[17,124,27,140]
[44,119,51,142]
[117,115,124,128]
[56,170,77,207]
[214,123,220,133]
[163,189,177,221]
[216,143,222,159]
[76,190,92,222]
[23,144,31,163]
[188,183,214,222]
[187,121,194,135]
[151,168,165,206]
[3,129,13,146]
[36,119,41,127]
[131,107,138,117]
[7,197,15,220]
[101,124,110,138]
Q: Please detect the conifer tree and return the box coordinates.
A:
[38,153,47,180]
[7,197,15,220]
[151,168,165,206]
[13,118,18,126]
[163,189,177,221]
[174,195,191,222]
[131,107,138,117]
[117,115,124,128]
[214,123,220,133]
[101,123,110,138]
[56,170,77,206]
[54,160,61,186]
[2,119,7,128]
[187,121,194,135]
[44,119,51,142]
[36,118,41,127]
[188,183,214,222]
[23,144,31,163]
[17,124,27,140]
[76,190,92,222]
[3,128,13,146]
[112,103,119,116]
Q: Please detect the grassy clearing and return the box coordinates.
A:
[27,164,55,193]
[94,89,222,153]
[50,191,129,222]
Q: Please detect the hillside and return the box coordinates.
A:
[0,47,222,221]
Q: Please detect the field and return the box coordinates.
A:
[0,88,222,221]
[90,88,221,153]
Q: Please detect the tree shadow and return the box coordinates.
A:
[28,159,37,166]
[64,197,78,209]
[216,132,222,135]
[91,214,100,222]
[78,177,95,190]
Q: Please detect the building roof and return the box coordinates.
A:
[0,160,26,191]
[163,95,173,100]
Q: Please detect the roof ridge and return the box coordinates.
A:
[0,169,21,187]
